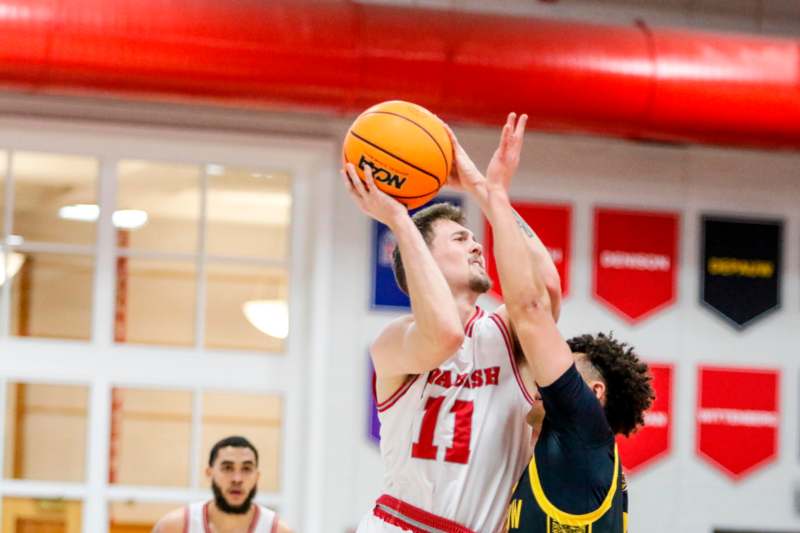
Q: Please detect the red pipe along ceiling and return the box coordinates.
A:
[1,0,799,149]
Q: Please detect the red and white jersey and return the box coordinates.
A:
[184,501,278,533]
[370,307,534,533]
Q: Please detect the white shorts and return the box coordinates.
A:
[356,513,408,533]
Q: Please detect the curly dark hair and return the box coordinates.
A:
[567,332,655,437]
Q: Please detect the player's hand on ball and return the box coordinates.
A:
[342,162,407,227]
[445,125,490,207]
[486,112,527,193]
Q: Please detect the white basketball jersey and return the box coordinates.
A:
[185,501,277,533]
[373,307,534,533]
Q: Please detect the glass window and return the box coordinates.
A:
[111,388,192,487]
[116,258,195,346]
[3,383,88,482]
[2,497,82,533]
[108,501,180,533]
[201,391,282,492]
[206,165,291,261]
[8,253,93,340]
[117,160,200,254]
[11,151,98,246]
[205,263,288,352]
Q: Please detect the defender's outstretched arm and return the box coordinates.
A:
[482,118,572,387]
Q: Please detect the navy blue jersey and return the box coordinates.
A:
[506,364,628,532]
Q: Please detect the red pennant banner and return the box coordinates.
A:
[484,202,571,299]
[616,363,673,475]
[593,208,679,323]
[696,366,780,480]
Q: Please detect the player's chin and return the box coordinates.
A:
[468,273,492,294]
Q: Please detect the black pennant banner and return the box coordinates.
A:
[700,215,783,329]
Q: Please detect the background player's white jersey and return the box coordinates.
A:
[185,501,278,533]
[367,307,534,533]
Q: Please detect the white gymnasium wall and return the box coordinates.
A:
[321,124,800,533]
[0,92,797,533]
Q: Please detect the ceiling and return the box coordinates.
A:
[357,0,800,36]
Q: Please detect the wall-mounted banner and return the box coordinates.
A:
[701,216,783,329]
[484,202,571,300]
[593,208,679,323]
[616,363,673,475]
[696,366,780,480]
[368,355,380,445]
[371,195,462,310]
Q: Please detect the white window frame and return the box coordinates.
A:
[0,117,336,533]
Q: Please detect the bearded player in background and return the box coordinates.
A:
[154,435,292,533]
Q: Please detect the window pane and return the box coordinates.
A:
[12,151,98,246]
[108,501,180,533]
[204,263,287,352]
[116,258,195,346]
[117,160,200,254]
[2,497,82,533]
[9,253,93,341]
[201,391,282,492]
[206,165,291,260]
[111,388,192,487]
[3,383,88,482]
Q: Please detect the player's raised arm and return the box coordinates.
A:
[447,116,562,321]
[482,116,573,387]
[342,164,464,378]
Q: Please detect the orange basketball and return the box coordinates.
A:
[343,100,453,210]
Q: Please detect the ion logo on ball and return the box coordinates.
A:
[359,155,407,190]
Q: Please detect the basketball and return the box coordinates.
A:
[343,100,453,210]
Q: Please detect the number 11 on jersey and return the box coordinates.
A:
[411,396,474,464]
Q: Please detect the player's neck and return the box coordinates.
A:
[207,501,256,532]
[454,292,480,327]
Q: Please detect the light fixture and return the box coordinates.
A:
[59,203,99,222]
[206,164,225,176]
[0,251,25,287]
[242,299,288,339]
[59,204,148,229]
[112,209,149,230]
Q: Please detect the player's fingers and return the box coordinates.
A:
[341,168,354,188]
[342,168,360,197]
[362,164,377,194]
[444,123,458,145]
[346,163,368,196]
[445,125,467,166]
[513,114,528,147]
[499,122,513,157]
[506,112,516,130]
[341,170,364,207]
[342,169,366,204]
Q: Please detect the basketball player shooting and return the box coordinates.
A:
[153,436,292,533]
[483,135,654,532]
[342,113,560,533]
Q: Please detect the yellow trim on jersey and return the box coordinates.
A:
[546,520,593,532]
[529,444,620,526]
[623,512,628,533]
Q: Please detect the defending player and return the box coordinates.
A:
[345,113,559,533]
[483,131,654,532]
[153,436,292,533]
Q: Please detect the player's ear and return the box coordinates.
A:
[591,380,606,404]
